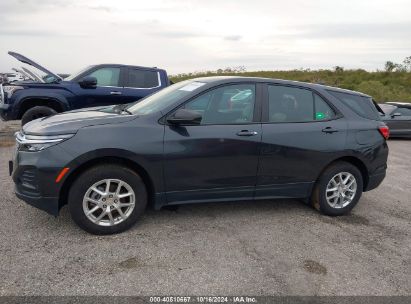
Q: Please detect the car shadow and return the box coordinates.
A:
[43,198,313,235]
[151,198,311,217]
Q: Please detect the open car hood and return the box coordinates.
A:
[8,51,61,81]
[21,67,44,82]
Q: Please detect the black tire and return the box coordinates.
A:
[311,161,363,216]
[21,106,57,126]
[68,165,147,235]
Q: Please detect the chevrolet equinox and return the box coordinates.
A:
[10,77,389,234]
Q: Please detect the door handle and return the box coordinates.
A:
[110,91,122,95]
[236,130,258,136]
[322,127,339,134]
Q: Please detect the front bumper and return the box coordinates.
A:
[0,84,8,120]
[11,145,73,216]
[0,103,11,120]
[15,189,60,215]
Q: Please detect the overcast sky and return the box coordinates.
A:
[0,0,410,75]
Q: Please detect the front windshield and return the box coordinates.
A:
[65,65,95,81]
[127,80,205,115]
[379,104,396,115]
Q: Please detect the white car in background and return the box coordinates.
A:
[4,73,25,83]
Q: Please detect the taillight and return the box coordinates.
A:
[378,125,390,140]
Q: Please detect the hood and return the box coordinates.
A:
[8,51,62,81]
[23,107,137,136]
[21,67,44,82]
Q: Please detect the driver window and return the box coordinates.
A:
[87,67,120,87]
[183,84,256,125]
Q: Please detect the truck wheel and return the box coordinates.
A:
[68,165,147,235]
[21,106,57,126]
[311,161,363,216]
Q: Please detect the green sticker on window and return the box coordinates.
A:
[316,112,325,120]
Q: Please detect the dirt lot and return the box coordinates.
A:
[0,120,409,296]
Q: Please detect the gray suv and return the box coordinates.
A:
[10,77,389,234]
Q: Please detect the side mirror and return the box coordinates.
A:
[79,76,97,88]
[391,112,402,118]
[167,109,202,125]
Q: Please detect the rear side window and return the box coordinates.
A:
[128,69,159,88]
[328,91,380,120]
[268,85,335,122]
[314,94,336,120]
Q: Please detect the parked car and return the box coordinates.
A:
[10,77,389,234]
[379,102,411,138]
[0,51,170,125]
[12,68,36,82]
[3,72,25,83]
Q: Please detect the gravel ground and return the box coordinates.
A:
[0,120,409,296]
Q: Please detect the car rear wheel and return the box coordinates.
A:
[311,162,363,215]
[21,106,57,126]
[68,165,147,234]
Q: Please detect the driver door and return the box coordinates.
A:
[163,83,262,205]
[74,66,126,109]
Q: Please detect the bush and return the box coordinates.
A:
[170,69,411,102]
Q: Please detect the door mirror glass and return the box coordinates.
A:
[167,109,202,125]
[79,76,97,88]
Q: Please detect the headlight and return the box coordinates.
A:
[16,132,74,151]
[3,85,24,98]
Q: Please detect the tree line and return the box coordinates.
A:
[170,57,411,102]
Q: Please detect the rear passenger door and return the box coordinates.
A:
[122,68,162,103]
[255,84,347,199]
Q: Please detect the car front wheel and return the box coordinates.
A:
[68,165,147,234]
[311,162,363,215]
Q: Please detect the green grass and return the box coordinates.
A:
[170,69,411,103]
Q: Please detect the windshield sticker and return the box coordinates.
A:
[178,82,206,92]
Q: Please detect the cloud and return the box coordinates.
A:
[0,0,411,74]
[87,5,113,12]
[285,22,411,40]
[149,30,204,39]
[0,29,88,37]
[224,35,242,41]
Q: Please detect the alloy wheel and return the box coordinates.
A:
[82,179,135,226]
[325,172,357,208]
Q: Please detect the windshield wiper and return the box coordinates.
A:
[121,108,132,115]
[112,104,132,115]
